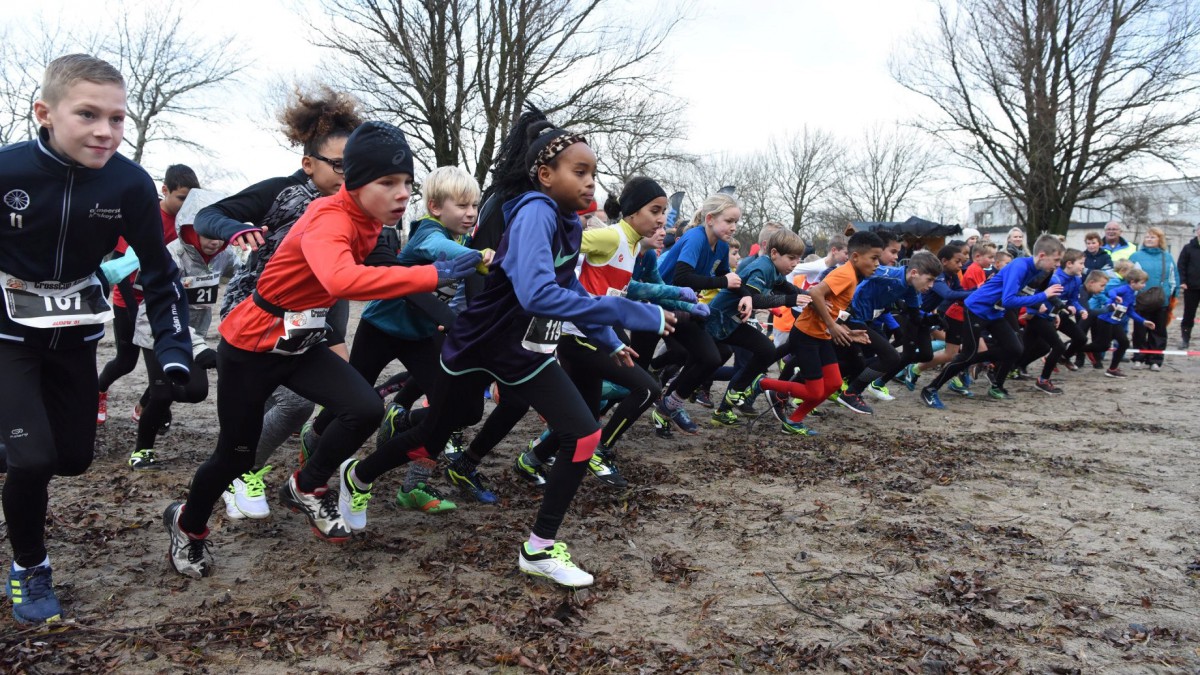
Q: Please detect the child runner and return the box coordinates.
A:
[0,54,192,623]
[516,176,699,488]
[129,189,234,469]
[705,229,806,426]
[900,243,971,392]
[651,194,743,435]
[163,121,482,578]
[1016,248,1087,393]
[1084,268,1154,378]
[196,87,363,521]
[97,163,198,424]
[838,251,942,414]
[920,234,1066,408]
[760,231,884,435]
[307,165,486,512]
[339,122,673,587]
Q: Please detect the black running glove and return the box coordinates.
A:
[194,348,218,370]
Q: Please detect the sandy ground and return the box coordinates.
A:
[2,305,1199,673]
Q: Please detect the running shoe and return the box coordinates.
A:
[900,364,920,391]
[1131,361,1145,369]
[299,421,318,469]
[446,462,499,504]
[722,385,750,410]
[513,449,550,487]
[163,502,213,579]
[920,387,945,409]
[279,472,352,541]
[7,564,61,624]
[987,386,1010,400]
[1104,367,1127,378]
[337,459,372,531]
[1150,363,1162,372]
[1063,360,1079,372]
[865,380,894,401]
[97,391,108,425]
[709,408,741,427]
[1009,369,1025,381]
[780,419,820,436]
[654,398,699,435]
[395,482,457,513]
[768,391,794,423]
[691,389,715,408]
[518,541,594,588]
[650,409,674,439]
[222,465,273,520]
[128,448,158,470]
[947,376,974,398]
[375,402,409,452]
[442,429,465,463]
[587,449,629,488]
[1034,378,1063,395]
[835,391,873,415]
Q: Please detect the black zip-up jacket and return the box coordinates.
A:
[0,129,191,374]
[1178,237,1200,289]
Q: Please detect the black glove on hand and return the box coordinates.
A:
[194,348,218,369]
[433,251,484,285]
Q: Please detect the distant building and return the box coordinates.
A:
[968,177,1200,253]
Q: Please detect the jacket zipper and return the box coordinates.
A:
[49,167,75,350]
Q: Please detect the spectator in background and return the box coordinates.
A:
[1006,227,1030,258]
[1083,231,1113,273]
[1129,226,1179,369]
[1177,222,1200,349]
[603,193,621,225]
[1102,221,1137,262]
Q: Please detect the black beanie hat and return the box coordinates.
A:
[619,176,667,217]
[342,121,415,191]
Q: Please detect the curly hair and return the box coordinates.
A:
[482,104,550,205]
[279,86,364,157]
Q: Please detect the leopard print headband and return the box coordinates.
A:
[528,132,588,181]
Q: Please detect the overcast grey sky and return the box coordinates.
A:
[18,0,964,213]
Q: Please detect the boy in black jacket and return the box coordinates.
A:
[0,55,191,624]
[1178,224,1200,349]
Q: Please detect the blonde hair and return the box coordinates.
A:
[41,54,124,106]
[423,166,481,209]
[684,193,739,233]
[1113,259,1134,277]
[1146,226,1167,247]
[1126,268,1149,283]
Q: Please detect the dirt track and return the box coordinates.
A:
[2,308,1199,673]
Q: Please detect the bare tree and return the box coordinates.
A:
[313,0,685,183]
[833,124,941,222]
[109,2,248,164]
[894,0,1200,238]
[0,19,101,145]
[591,97,694,194]
[768,127,841,238]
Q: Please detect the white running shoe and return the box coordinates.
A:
[279,472,352,542]
[223,465,272,520]
[518,541,594,588]
[337,458,372,531]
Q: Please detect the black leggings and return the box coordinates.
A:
[136,348,209,450]
[928,310,1023,390]
[1017,316,1065,380]
[661,318,721,399]
[179,341,382,535]
[97,301,141,392]
[0,340,98,567]
[1182,288,1200,343]
[361,362,598,539]
[837,325,902,394]
[1086,320,1130,368]
[1131,305,1167,365]
[532,335,659,455]
[716,323,776,393]
[312,320,441,435]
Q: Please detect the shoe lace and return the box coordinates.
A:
[547,542,578,567]
[316,489,343,521]
[415,482,448,501]
[20,566,54,600]
[242,465,273,498]
[186,538,213,566]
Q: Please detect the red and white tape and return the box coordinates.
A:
[1110,348,1200,356]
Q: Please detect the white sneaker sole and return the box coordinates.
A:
[518,557,594,588]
